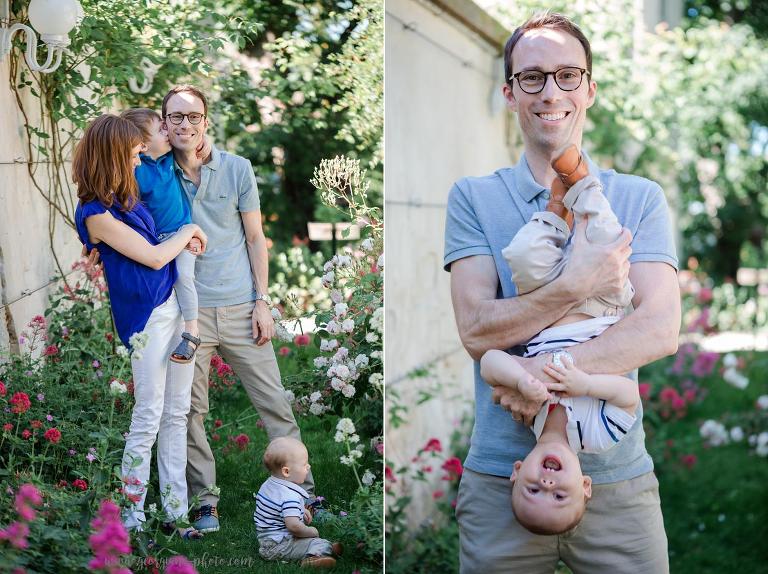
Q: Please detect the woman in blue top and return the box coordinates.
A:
[73,114,207,539]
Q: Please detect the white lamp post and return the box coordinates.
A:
[0,0,83,73]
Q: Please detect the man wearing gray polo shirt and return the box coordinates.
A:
[162,85,313,533]
[444,14,680,573]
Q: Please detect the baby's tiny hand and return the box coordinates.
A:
[304,507,313,525]
[543,357,590,397]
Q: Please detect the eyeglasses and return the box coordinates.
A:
[510,67,590,94]
[165,112,206,125]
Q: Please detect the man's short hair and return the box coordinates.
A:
[503,12,592,87]
[120,108,161,142]
[161,84,209,117]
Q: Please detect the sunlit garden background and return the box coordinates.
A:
[386,0,768,572]
[0,0,382,572]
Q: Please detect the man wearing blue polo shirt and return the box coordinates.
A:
[444,13,680,574]
[162,85,314,533]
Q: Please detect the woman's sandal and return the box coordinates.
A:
[170,332,201,364]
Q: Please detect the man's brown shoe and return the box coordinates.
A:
[546,144,590,229]
[300,555,337,568]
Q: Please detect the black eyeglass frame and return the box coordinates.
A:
[164,112,207,125]
[509,67,590,94]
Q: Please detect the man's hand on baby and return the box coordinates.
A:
[491,386,540,426]
[543,356,590,398]
[562,218,632,301]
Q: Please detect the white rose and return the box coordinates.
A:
[327,320,341,335]
[342,384,356,398]
[334,303,349,318]
[722,353,738,368]
[334,347,349,361]
[369,373,383,388]
[355,354,369,367]
[323,261,334,272]
[314,356,328,368]
[309,402,325,415]
[330,289,343,304]
[331,377,344,391]
[370,351,382,360]
[310,391,322,403]
[109,380,128,395]
[723,368,749,390]
[336,364,351,380]
[365,332,379,343]
[341,318,355,333]
[284,390,296,403]
[362,470,376,486]
[756,395,768,410]
[730,426,744,442]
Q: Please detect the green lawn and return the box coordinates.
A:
[151,384,370,573]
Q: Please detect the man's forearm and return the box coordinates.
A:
[564,263,680,376]
[245,236,269,295]
[455,273,581,360]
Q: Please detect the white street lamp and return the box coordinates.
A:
[0,0,83,73]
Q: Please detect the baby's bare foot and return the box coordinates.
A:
[518,374,549,403]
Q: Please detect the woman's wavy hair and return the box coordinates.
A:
[73,114,142,210]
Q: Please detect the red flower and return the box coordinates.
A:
[294,334,311,347]
[441,457,463,478]
[385,465,397,483]
[659,387,679,404]
[278,346,291,356]
[30,420,43,429]
[0,521,30,549]
[105,332,113,342]
[638,383,651,400]
[10,392,31,414]
[42,345,59,357]
[422,438,442,453]
[2,423,13,432]
[57,480,68,489]
[21,430,31,440]
[0,381,7,397]
[72,479,88,491]
[214,419,223,428]
[432,490,444,499]
[680,454,697,469]
[233,433,250,450]
[43,428,62,444]
[212,433,220,442]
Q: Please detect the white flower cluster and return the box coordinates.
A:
[757,395,768,410]
[109,379,128,395]
[314,342,367,399]
[722,353,749,389]
[750,432,768,457]
[116,345,130,358]
[128,331,149,361]
[699,420,729,446]
[369,307,383,334]
[305,390,330,416]
[700,419,768,456]
[361,469,376,486]
[361,238,375,252]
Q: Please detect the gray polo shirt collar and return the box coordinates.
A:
[503,151,601,204]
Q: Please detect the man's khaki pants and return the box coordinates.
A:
[456,469,668,574]
[186,301,314,506]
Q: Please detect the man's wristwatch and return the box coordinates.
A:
[254,293,273,306]
[550,350,574,368]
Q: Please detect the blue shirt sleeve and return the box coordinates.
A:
[443,179,493,271]
[75,201,108,251]
[237,158,261,212]
[628,183,678,270]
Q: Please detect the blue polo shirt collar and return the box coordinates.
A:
[505,151,601,204]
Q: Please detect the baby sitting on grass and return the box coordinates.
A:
[254,437,341,568]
